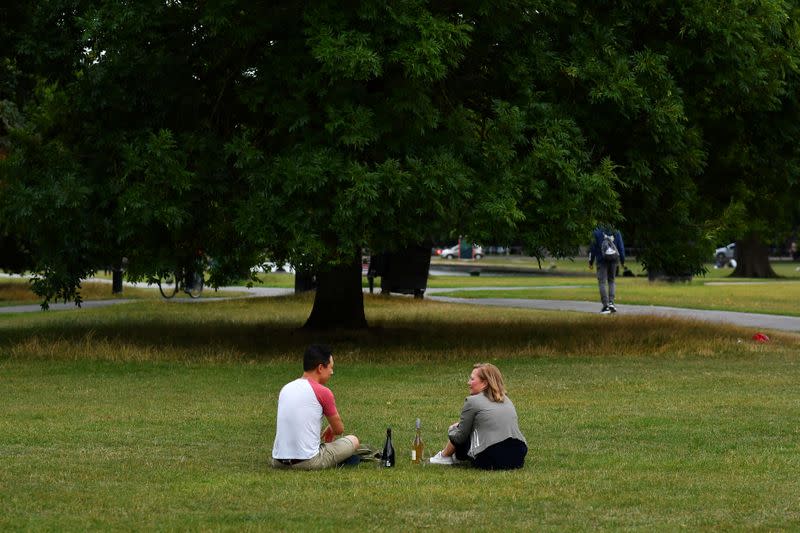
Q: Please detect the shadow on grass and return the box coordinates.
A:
[0,295,796,363]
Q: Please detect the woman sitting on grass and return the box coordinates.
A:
[430,363,527,470]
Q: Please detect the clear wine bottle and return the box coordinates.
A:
[411,418,424,464]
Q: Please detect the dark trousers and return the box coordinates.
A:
[453,437,528,470]
[596,260,618,306]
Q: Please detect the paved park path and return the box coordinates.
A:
[2,277,798,334]
[0,277,293,314]
[425,288,800,333]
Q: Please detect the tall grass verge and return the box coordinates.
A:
[2,294,797,364]
[0,280,159,306]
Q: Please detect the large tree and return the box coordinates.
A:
[551,0,800,277]
[1,1,618,326]
[3,1,799,326]
[668,0,800,277]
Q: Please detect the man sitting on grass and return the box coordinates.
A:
[271,344,359,470]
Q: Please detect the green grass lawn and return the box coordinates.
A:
[435,277,800,316]
[2,296,800,530]
[0,278,161,307]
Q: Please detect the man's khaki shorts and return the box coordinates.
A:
[272,437,356,470]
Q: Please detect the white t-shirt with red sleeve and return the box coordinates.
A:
[272,377,339,460]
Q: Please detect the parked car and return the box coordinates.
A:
[715,243,736,267]
[437,244,484,259]
[714,242,736,264]
[251,262,295,274]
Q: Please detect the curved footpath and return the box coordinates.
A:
[1,281,798,334]
[426,291,800,333]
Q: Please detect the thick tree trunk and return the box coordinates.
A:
[111,268,123,294]
[111,257,127,294]
[303,254,367,330]
[294,270,317,293]
[731,234,778,278]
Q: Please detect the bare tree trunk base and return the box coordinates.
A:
[731,234,778,278]
[112,268,124,294]
[303,254,367,330]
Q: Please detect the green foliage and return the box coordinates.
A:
[548,0,800,275]
[2,0,799,306]
[0,117,96,306]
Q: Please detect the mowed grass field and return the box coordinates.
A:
[2,294,800,530]
[428,258,800,316]
[436,277,800,316]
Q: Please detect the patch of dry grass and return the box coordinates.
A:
[0,279,159,306]
[0,280,38,303]
[2,294,797,364]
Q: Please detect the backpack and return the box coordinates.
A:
[601,233,619,262]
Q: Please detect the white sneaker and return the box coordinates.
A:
[429,450,456,465]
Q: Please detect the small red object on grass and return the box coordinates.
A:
[752,332,770,343]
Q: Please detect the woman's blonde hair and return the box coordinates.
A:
[474,363,506,402]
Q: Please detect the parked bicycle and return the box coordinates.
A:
[156,268,204,299]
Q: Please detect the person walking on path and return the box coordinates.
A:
[271,344,359,470]
[589,225,625,314]
[429,363,527,470]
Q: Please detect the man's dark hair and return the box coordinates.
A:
[303,344,333,371]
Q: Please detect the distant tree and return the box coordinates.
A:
[555,0,800,278]
[675,0,800,277]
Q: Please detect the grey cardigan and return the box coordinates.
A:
[448,392,527,458]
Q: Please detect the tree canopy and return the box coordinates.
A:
[2,1,799,325]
